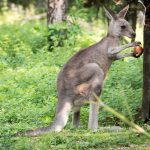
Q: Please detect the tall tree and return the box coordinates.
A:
[143,0,150,123]
[47,0,67,25]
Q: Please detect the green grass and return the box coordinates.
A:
[0,130,149,150]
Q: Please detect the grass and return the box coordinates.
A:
[0,129,149,150]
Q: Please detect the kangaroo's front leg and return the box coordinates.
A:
[114,52,134,60]
[108,41,141,59]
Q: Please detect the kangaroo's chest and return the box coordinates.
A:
[94,39,119,75]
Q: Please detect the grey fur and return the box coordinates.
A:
[17,6,141,136]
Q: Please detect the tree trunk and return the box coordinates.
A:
[129,10,137,42]
[47,0,67,25]
[143,0,150,123]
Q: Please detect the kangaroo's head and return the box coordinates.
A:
[104,5,136,39]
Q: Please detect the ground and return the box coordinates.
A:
[0,129,150,150]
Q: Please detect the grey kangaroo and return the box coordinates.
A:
[18,5,141,136]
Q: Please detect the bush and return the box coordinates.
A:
[48,23,80,51]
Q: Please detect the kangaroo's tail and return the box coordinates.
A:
[15,125,53,137]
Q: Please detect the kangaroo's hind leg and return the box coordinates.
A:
[74,63,104,130]
[88,66,104,131]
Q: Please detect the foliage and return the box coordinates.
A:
[0,22,47,68]
[48,23,80,51]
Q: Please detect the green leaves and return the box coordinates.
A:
[47,23,80,52]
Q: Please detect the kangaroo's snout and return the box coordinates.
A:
[130,32,136,38]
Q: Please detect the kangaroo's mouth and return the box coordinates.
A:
[128,36,135,39]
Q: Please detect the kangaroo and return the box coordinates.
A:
[17,5,141,136]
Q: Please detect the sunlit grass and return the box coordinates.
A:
[0,11,23,25]
[0,4,39,25]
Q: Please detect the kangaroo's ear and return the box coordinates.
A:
[117,5,129,18]
[104,7,117,20]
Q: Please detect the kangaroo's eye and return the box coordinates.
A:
[121,25,126,29]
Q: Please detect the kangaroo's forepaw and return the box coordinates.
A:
[132,41,141,47]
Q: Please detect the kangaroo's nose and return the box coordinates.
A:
[131,33,136,38]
